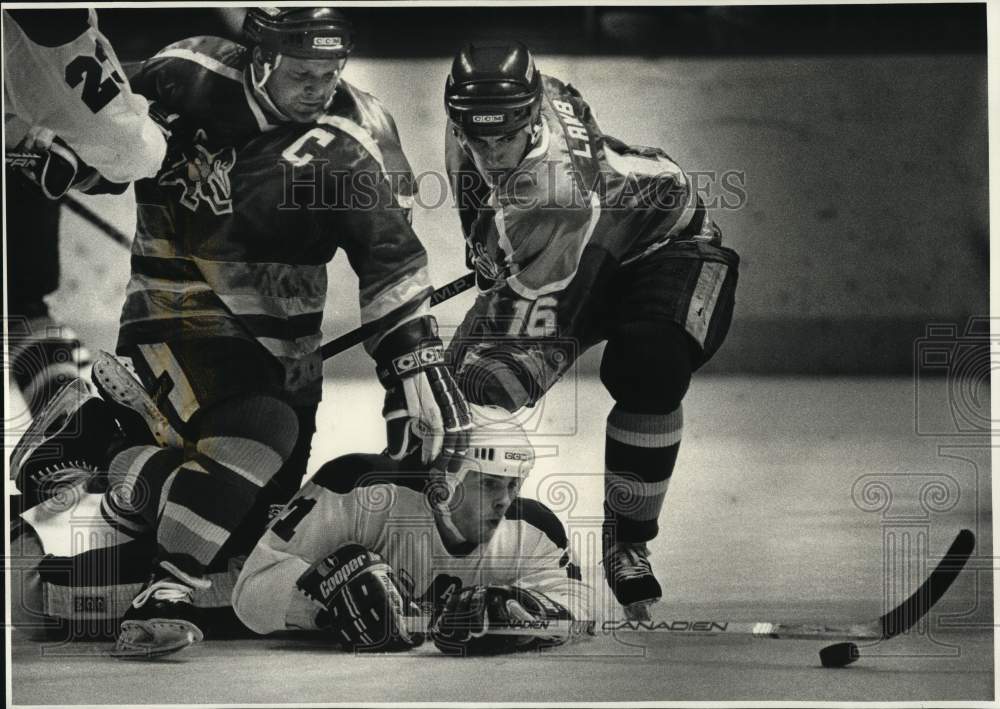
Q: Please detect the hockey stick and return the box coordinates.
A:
[408,529,975,641]
[319,271,476,360]
[6,150,132,248]
[59,193,132,248]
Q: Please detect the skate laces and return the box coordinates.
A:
[132,579,194,608]
[606,544,653,581]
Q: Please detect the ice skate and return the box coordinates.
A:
[10,377,120,507]
[111,568,209,659]
[91,350,183,448]
[603,541,662,621]
[9,315,93,417]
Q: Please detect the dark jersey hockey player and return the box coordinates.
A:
[442,43,740,619]
[9,7,472,659]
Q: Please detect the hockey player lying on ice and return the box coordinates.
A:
[11,405,592,655]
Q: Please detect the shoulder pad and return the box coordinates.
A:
[332,81,401,145]
[505,497,568,549]
[153,36,248,74]
[541,74,582,102]
[312,453,429,495]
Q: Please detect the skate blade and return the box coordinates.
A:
[623,599,660,622]
[110,619,203,659]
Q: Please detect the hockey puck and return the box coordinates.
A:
[819,642,860,668]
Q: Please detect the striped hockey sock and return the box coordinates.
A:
[103,445,184,535]
[603,404,683,544]
[156,394,298,579]
[103,395,298,580]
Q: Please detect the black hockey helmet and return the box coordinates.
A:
[243,7,354,61]
[444,42,542,137]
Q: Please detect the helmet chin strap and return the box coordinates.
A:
[250,54,292,122]
[434,506,469,544]
[431,469,471,544]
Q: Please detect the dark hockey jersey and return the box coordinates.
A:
[445,74,722,300]
[119,37,427,405]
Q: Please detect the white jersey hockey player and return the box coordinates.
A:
[11,407,592,655]
[234,406,593,653]
[3,8,166,187]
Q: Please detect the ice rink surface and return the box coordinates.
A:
[9,376,993,704]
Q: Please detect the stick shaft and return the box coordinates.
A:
[61,194,132,248]
[408,529,973,642]
[319,272,475,361]
[406,617,878,640]
[7,149,132,248]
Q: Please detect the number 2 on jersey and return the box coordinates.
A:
[65,40,124,113]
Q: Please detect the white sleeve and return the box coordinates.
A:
[232,483,362,635]
[3,9,166,182]
[513,535,594,625]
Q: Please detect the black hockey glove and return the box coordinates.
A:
[296,544,423,651]
[430,584,574,655]
[374,316,472,464]
[12,127,100,199]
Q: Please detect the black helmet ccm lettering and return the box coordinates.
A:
[243,7,354,61]
[444,42,542,137]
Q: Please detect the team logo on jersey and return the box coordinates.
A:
[158,130,237,215]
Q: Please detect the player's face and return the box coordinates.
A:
[263,54,347,123]
[461,127,532,178]
[450,471,522,545]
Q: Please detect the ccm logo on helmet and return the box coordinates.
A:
[504,451,531,461]
[313,36,344,49]
[472,114,506,124]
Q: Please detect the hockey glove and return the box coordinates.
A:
[296,544,423,651]
[430,584,574,655]
[375,316,473,464]
[13,127,95,199]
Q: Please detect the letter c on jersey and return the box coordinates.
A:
[283,127,337,167]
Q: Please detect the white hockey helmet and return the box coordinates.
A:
[428,404,534,506]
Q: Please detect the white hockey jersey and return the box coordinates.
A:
[3,9,165,182]
[233,454,592,635]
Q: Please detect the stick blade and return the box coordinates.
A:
[878,528,975,640]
